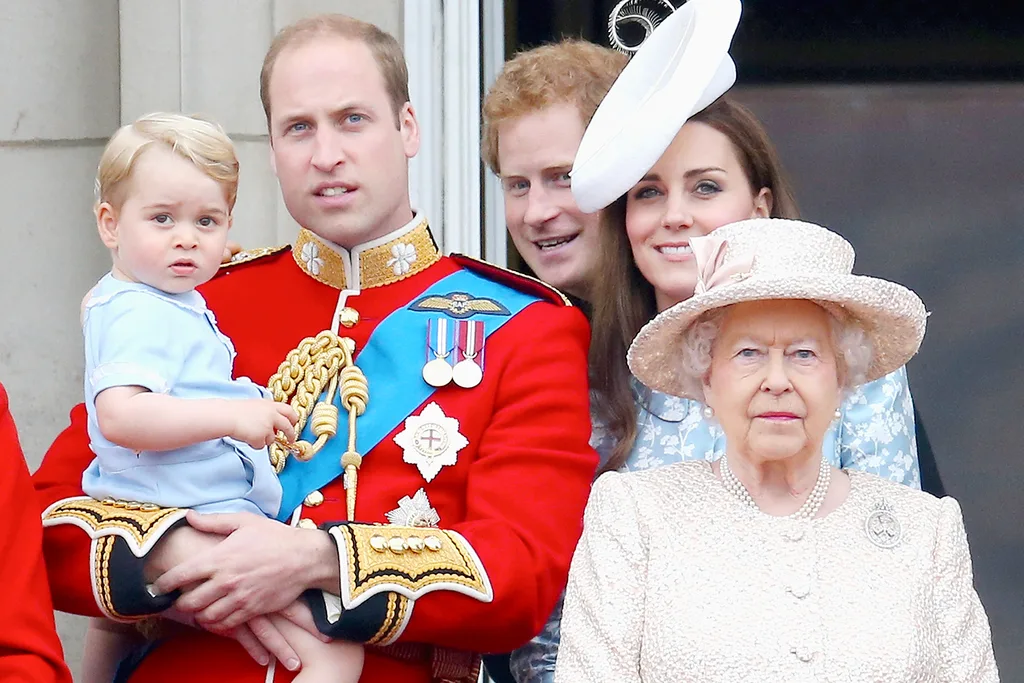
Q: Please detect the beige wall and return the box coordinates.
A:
[0,0,401,676]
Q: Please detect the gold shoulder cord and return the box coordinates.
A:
[267,331,369,520]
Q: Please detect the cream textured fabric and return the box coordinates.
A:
[555,463,998,683]
[627,219,928,398]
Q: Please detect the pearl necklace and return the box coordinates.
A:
[720,455,831,520]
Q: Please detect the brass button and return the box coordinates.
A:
[388,537,407,554]
[303,490,325,507]
[342,338,357,354]
[297,518,318,530]
[338,307,360,327]
[424,536,443,552]
[406,536,425,553]
[369,535,388,552]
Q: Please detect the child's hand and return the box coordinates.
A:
[229,399,298,449]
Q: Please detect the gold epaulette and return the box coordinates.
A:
[219,244,290,269]
[451,254,573,307]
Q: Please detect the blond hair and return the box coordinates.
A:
[260,14,410,129]
[95,112,239,212]
[481,40,627,174]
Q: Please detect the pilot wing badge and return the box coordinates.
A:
[409,292,510,319]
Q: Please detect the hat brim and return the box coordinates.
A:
[627,273,928,399]
[571,0,742,214]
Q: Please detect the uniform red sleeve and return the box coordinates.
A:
[401,303,596,651]
[33,403,179,622]
[32,402,103,616]
[0,384,73,682]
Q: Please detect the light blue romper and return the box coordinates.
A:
[81,274,282,517]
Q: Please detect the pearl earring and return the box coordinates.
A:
[834,408,842,420]
[701,405,715,420]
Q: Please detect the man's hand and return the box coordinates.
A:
[144,524,222,583]
[221,240,242,264]
[152,510,340,633]
[228,398,298,449]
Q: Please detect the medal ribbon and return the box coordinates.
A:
[426,318,452,362]
[454,320,485,365]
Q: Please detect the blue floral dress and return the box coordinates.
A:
[509,366,920,683]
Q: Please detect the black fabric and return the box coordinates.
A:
[482,653,516,683]
[915,406,946,497]
[112,639,164,683]
[306,586,396,643]
[308,524,394,642]
[108,525,184,618]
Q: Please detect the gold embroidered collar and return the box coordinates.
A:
[292,215,441,291]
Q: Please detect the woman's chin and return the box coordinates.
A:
[743,439,810,463]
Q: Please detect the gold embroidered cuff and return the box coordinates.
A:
[42,498,186,622]
[327,523,493,610]
[367,592,413,646]
[42,496,187,557]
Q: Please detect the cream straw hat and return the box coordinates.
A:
[627,219,928,398]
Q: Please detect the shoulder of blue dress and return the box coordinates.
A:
[450,254,573,306]
[633,381,696,423]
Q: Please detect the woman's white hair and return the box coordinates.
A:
[677,302,874,401]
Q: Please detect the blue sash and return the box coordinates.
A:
[276,269,541,519]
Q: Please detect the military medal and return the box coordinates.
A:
[385,488,441,527]
[452,320,485,389]
[422,318,454,387]
[393,402,469,482]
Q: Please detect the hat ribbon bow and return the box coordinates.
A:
[692,234,754,295]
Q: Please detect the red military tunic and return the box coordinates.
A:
[33,217,597,682]
[0,382,73,683]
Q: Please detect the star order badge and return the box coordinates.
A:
[385,488,441,527]
[394,402,469,482]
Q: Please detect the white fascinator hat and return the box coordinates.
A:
[571,0,743,213]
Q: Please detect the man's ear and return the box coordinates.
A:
[400,102,421,159]
[96,202,119,250]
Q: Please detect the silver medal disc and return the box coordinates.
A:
[452,359,483,388]
[422,358,453,387]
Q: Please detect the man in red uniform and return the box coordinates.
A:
[0,382,73,682]
[33,14,596,683]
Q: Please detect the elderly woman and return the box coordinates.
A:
[554,219,998,682]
